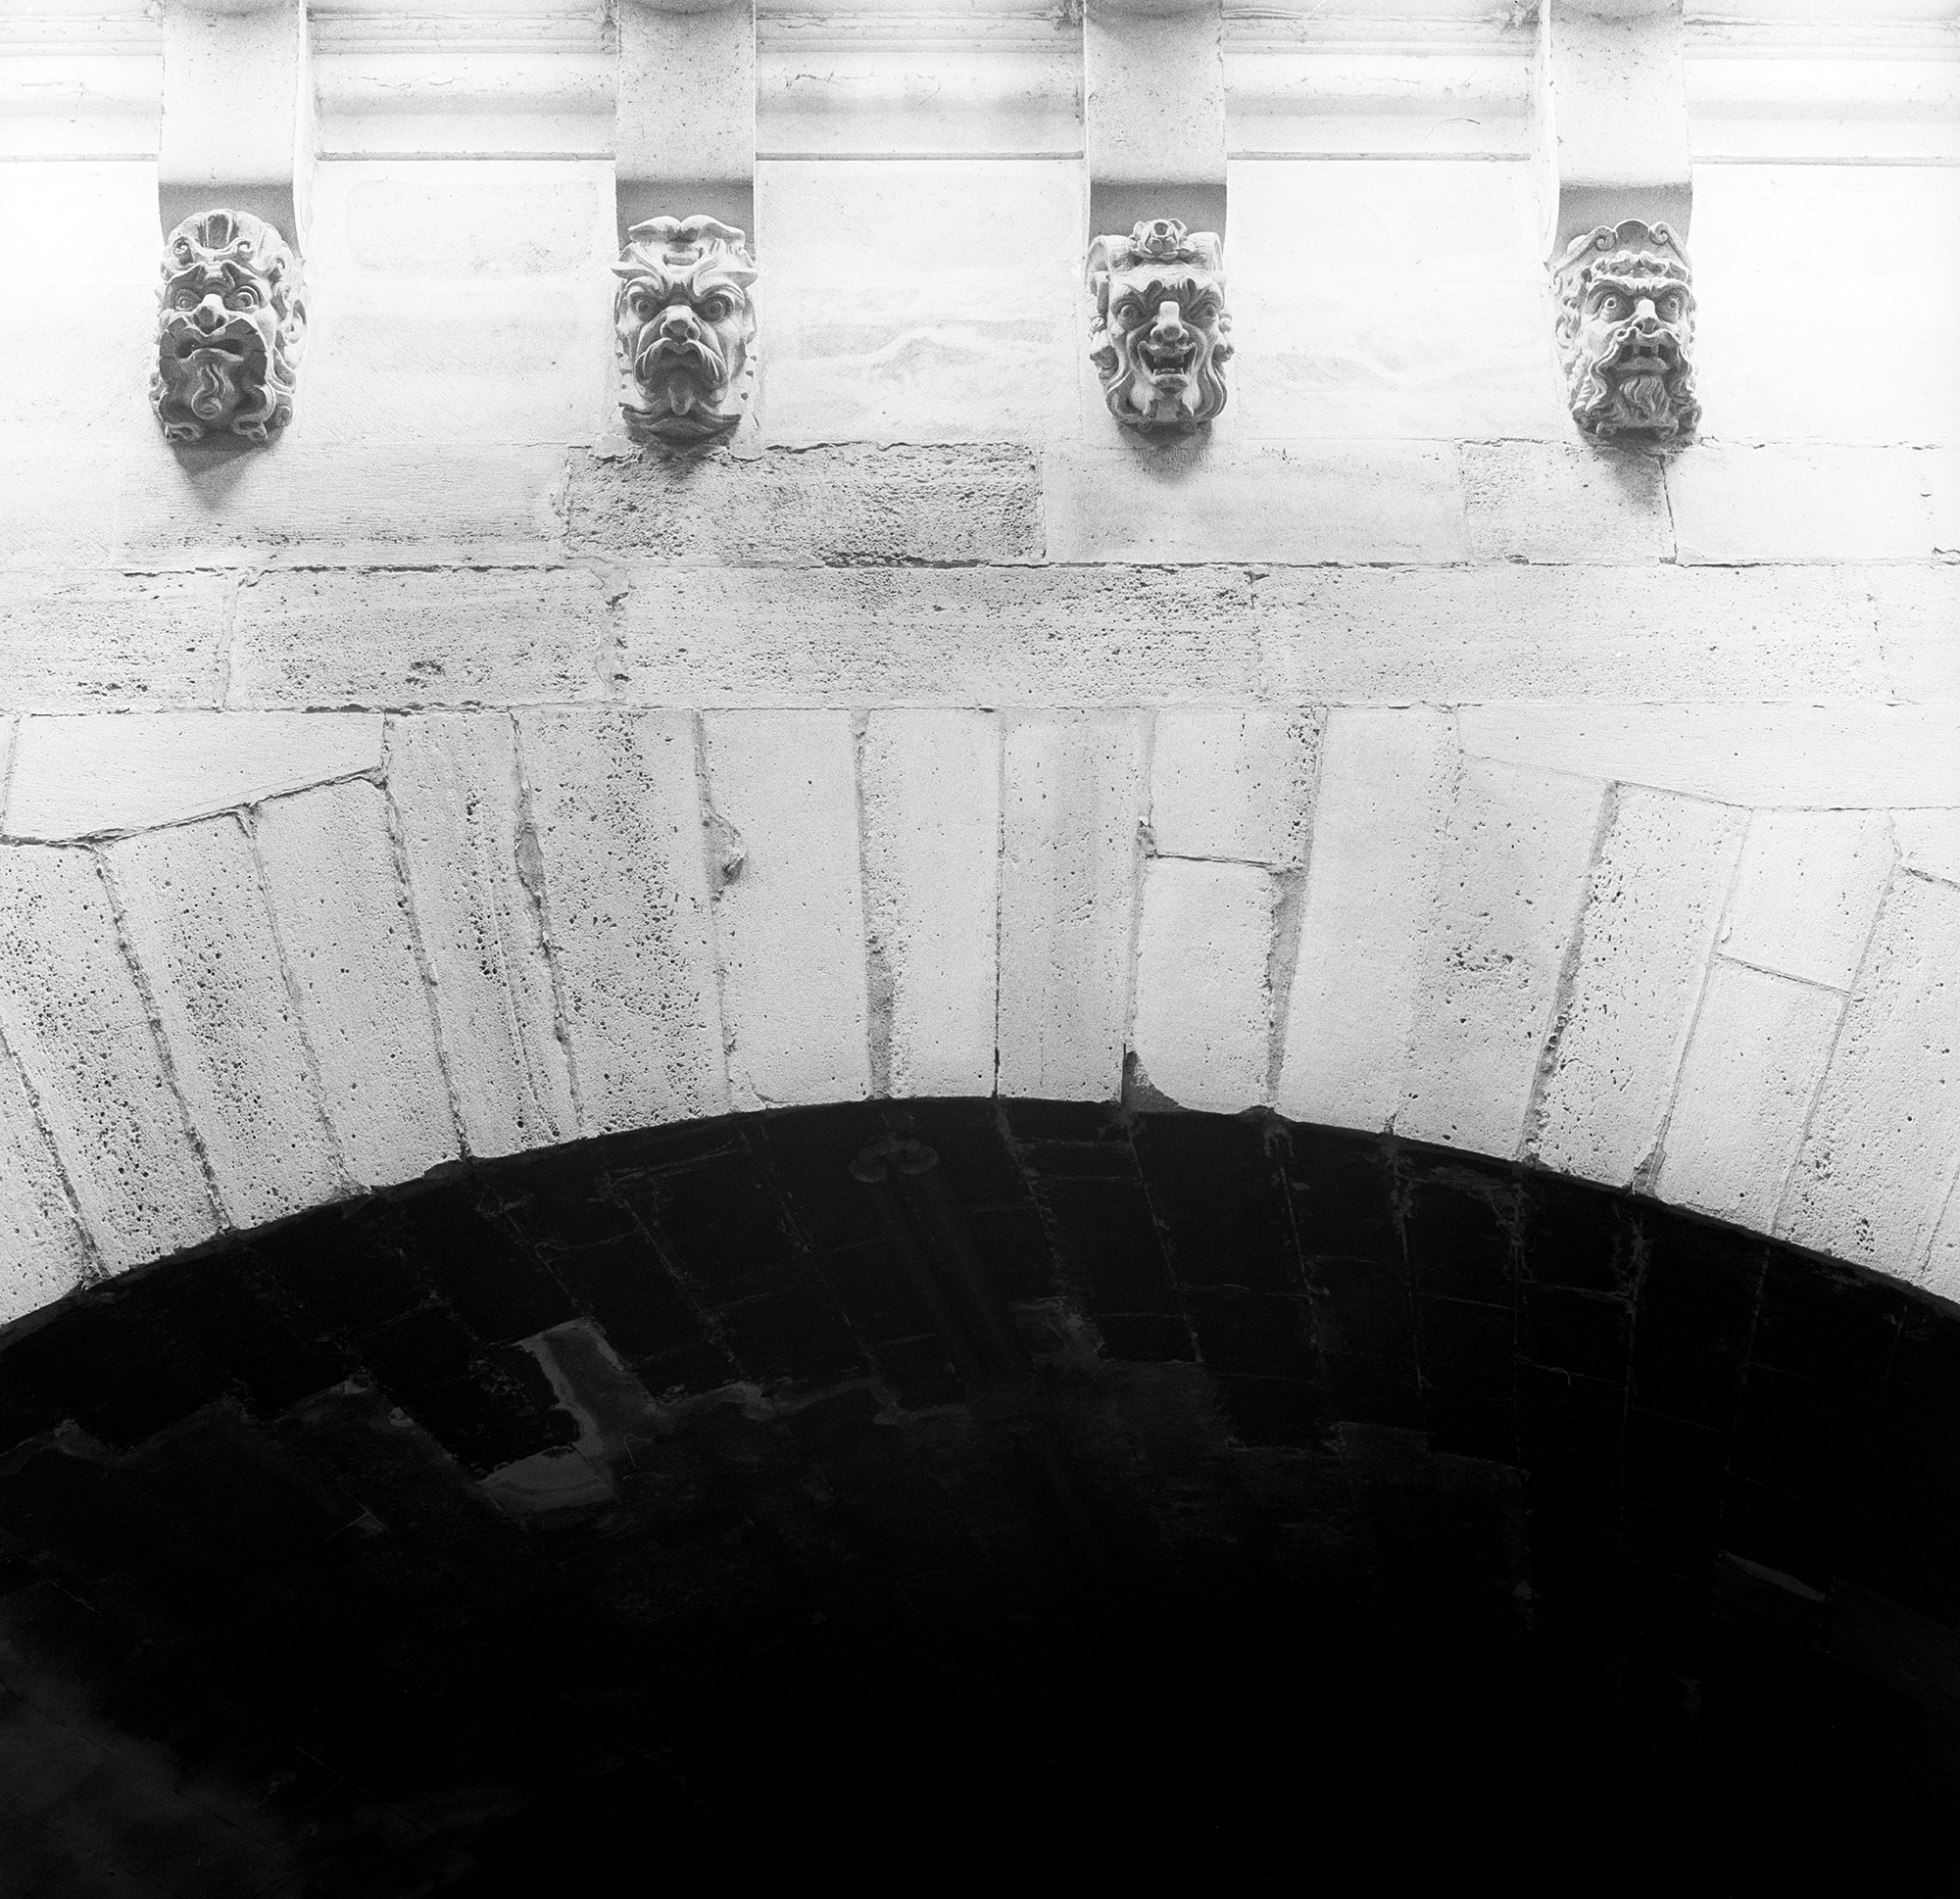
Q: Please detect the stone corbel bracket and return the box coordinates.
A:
[612,215,760,447]
[1553,219,1700,444]
[153,0,311,445]
[1087,219,1233,432]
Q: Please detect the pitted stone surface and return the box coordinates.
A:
[1149,708,1319,867]
[0,573,228,709]
[0,1038,94,1323]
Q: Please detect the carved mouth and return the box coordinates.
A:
[1137,335,1197,381]
[173,336,248,359]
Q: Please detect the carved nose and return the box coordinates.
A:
[1630,298,1660,329]
[193,296,225,331]
[659,307,699,340]
[1152,300,1186,338]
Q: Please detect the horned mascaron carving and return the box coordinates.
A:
[1087,219,1233,432]
[1553,219,1700,444]
[152,210,305,445]
[613,216,759,446]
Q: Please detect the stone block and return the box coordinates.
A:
[1530,789,1750,1186]
[1275,706,1455,1132]
[1669,445,1939,564]
[1043,442,1468,564]
[253,780,462,1189]
[1894,810,1960,889]
[1398,759,1606,1159]
[1462,441,1673,564]
[0,573,228,711]
[1864,564,1960,704]
[0,845,218,1269]
[998,714,1149,1100]
[1926,1177,1960,1303]
[1131,858,1275,1114]
[5,712,383,842]
[0,1040,95,1325]
[106,816,349,1229]
[1150,708,1319,868]
[566,446,1043,564]
[1782,874,1960,1277]
[1656,958,1841,1231]
[1927,449,1960,556]
[0,449,123,568]
[1723,810,1893,991]
[229,569,609,710]
[701,711,872,1110]
[386,716,577,1159]
[859,710,1002,1098]
[515,708,727,1134]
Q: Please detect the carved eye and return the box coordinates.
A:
[1658,295,1681,319]
[1595,295,1621,316]
[1114,298,1142,324]
[227,285,261,310]
[173,289,199,309]
[632,293,656,318]
[698,295,732,322]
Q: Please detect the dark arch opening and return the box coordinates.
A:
[2,1100,1956,1890]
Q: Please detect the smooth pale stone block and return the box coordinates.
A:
[1462,442,1672,565]
[1865,565,1960,704]
[1894,810,1960,888]
[0,1040,96,1325]
[1928,449,1960,557]
[1228,160,1568,440]
[515,708,727,1134]
[107,816,349,1229]
[759,161,1080,444]
[0,846,218,1269]
[5,712,384,842]
[1398,759,1605,1159]
[386,716,577,1159]
[1085,3,1224,192]
[1150,708,1319,867]
[0,573,228,710]
[701,711,871,1111]
[254,780,461,1189]
[1926,1177,1960,1302]
[1782,874,1960,1277]
[1531,790,1749,1185]
[230,569,609,710]
[1722,810,1894,991]
[1456,704,1960,809]
[1276,706,1455,1131]
[1044,442,1467,565]
[1132,857,1274,1113]
[860,710,1002,1099]
[998,713,1149,1101]
[1656,958,1841,1231]
[1670,445,1938,565]
[0,449,124,569]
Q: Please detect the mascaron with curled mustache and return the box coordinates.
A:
[152,209,305,444]
[612,216,759,446]
[1087,219,1233,432]
[1553,219,1701,444]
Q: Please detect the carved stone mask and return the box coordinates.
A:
[1087,219,1233,432]
[1553,219,1700,444]
[612,216,759,445]
[152,209,305,445]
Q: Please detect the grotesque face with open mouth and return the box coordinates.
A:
[612,217,759,446]
[151,210,304,445]
[1554,219,1700,444]
[1087,219,1233,432]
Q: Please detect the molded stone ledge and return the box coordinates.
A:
[0,572,229,710]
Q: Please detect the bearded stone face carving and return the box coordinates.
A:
[612,216,759,446]
[152,209,305,445]
[1087,219,1232,433]
[1553,219,1700,444]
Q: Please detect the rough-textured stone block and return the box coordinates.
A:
[1150,709,1319,867]
[1462,441,1672,564]
[615,565,1259,707]
[230,570,608,710]
[107,817,349,1229]
[566,446,1042,564]
[5,712,383,842]
[1723,810,1893,991]
[1782,874,1960,1276]
[0,846,218,1268]
[0,1040,95,1324]
[515,708,727,1134]
[0,573,227,710]
[253,781,461,1189]
[1656,958,1841,1230]
[1530,790,1749,1185]
[1044,442,1468,564]
[1865,564,1960,704]
[998,714,1148,1100]
[1132,858,1275,1114]
[1894,810,1960,889]
[1275,706,1454,1131]
[386,716,577,1159]
[1398,760,1605,1158]
[1670,444,1938,564]
[860,710,1001,1098]
[1927,1179,1960,1303]
[701,711,871,1110]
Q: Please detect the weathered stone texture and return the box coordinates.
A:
[1894,810,1960,888]
[1722,810,1893,991]
[0,573,227,709]
[1461,441,1673,565]
[1669,445,1942,565]
[1149,709,1319,867]
[0,1039,95,1324]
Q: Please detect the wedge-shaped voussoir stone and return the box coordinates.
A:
[0,1039,96,1324]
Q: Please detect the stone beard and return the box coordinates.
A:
[152,210,305,445]
[1554,219,1701,444]
[612,216,759,446]
[1087,219,1233,432]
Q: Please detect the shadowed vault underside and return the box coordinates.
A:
[2,1101,1957,1891]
